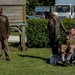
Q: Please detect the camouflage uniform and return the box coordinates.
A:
[0,15,10,40]
[48,18,67,55]
[0,8,10,60]
[61,35,75,54]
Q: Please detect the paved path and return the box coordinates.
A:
[8,35,20,42]
[8,35,27,42]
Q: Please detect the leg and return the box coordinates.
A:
[61,44,68,61]
[51,39,59,55]
[0,41,2,59]
[67,45,75,61]
[2,39,10,60]
[56,45,68,65]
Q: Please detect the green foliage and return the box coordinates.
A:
[62,18,75,29]
[26,19,49,48]
[26,18,75,48]
[26,0,54,14]
[26,0,39,14]
[10,32,19,35]
[60,18,75,46]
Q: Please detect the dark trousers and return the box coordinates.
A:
[50,39,59,55]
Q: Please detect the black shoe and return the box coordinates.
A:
[66,60,71,66]
[56,60,63,65]
[56,60,66,66]
[62,61,66,66]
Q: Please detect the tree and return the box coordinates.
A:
[26,0,55,14]
[38,0,55,6]
[26,0,40,14]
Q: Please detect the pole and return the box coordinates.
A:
[20,25,25,51]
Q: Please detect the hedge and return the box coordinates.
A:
[26,18,75,48]
[59,18,75,46]
[26,19,49,48]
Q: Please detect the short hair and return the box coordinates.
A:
[52,12,58,17]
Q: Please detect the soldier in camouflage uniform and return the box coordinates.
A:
[60,27,75,65]
[47,12,67,55]
[0,7,10,61]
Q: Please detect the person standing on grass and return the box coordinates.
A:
[0,7,11,61]
[47,12,67,56]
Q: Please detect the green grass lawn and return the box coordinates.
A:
[0,47,75,75]
[10,32,19,35]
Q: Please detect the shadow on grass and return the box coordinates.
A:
[18,54,50,64]
[9,42,20,47]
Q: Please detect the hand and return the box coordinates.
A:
[50,19,53,25]
[66,35,69,40]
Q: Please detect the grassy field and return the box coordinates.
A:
[10,32,19,35]
[0,47,75,75]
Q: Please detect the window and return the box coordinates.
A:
[55,5,70,12]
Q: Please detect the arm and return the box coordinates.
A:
[60,21,67,34]
[6,16,10,39]
[47,19,52,30]
[65,35,70,40]
[47,20,50,30]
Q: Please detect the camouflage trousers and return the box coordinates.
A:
[0,39,10,59]
[61,44,75,54]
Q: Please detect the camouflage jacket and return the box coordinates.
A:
[66,35,75,45]
[47,18,67,40]
[0,15,10,40]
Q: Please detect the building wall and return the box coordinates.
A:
[55,0,75,5]
[0,0,26,5]
[0,0,26,22]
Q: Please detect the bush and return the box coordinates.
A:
[59,18,75,46]
[26,18,75,48]
[26,19,49,48]
[62,18,75,29]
